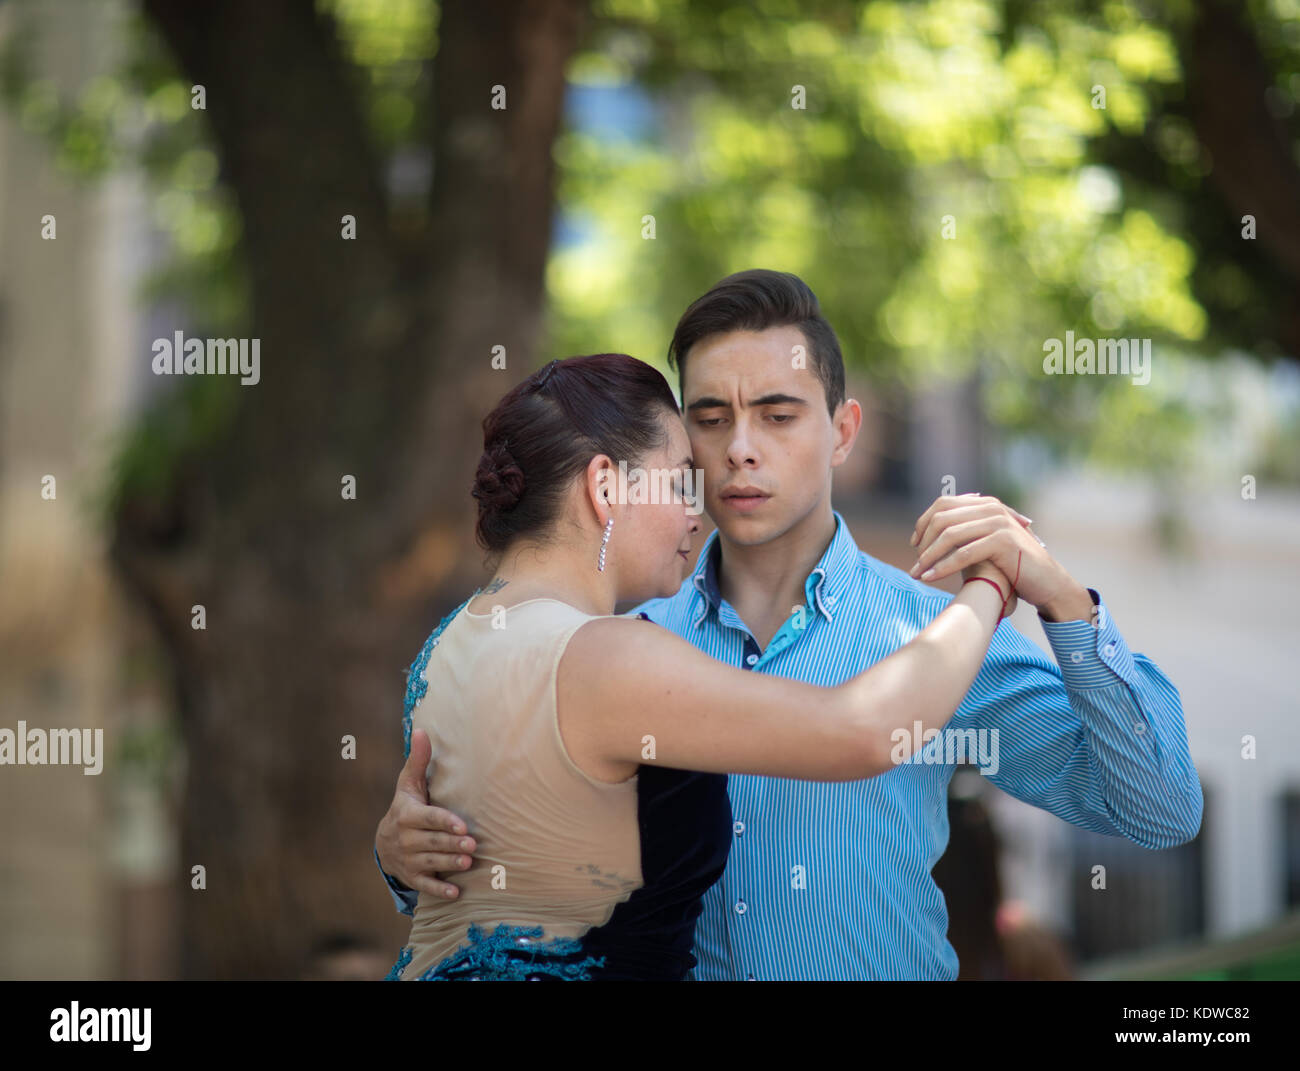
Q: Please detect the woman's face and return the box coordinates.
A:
[613,412,703,602]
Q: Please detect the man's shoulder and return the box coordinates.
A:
[848,544,951,608]
[623,574,698,629]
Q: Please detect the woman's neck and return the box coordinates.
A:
[475,541,616,617]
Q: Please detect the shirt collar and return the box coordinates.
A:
[690,509,857,629]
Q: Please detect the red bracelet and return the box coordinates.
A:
[963,577,1008,617]
[963,549,1024,619]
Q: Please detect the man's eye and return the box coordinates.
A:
[698,417,723,427]
[769,414,794,423]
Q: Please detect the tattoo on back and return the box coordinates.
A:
[478,578,509,596]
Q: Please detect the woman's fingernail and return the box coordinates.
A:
[909,563,920,577]
[909,532,918,546]
[921,568,936,580]
[460,838,472,850]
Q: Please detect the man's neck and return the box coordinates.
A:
[716,503,837,642]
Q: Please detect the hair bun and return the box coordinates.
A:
[472,440,526,512]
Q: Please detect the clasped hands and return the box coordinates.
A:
[907,493,1093,623]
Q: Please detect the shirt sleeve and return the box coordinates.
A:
[953,588,1202,848]
[376,845,417,916]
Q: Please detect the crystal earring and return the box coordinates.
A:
[597,517,613,572]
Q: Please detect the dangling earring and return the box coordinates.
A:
[597,517,613,572]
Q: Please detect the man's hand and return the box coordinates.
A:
[908,493,1093,622]
[375,728,477,900]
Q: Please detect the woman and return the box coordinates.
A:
[386,353,1016,981]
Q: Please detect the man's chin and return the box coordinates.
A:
[711,514,777,545]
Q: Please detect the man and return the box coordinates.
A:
[375,269,1201,980]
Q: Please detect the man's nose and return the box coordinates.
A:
[725,421,756,466]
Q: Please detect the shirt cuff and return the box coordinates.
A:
[1038,588,1137,689]
[375,845,417,916]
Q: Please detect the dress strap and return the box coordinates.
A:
[402,596,473,758]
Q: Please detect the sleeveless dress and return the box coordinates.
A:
[385,596,731,981]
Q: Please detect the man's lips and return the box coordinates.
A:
[721,489,770,513]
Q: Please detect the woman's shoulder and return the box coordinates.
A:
[558,611,665,676]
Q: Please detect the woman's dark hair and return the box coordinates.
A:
[667,268,846,416]
[471,354,681,558]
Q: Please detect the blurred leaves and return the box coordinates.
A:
[549,0,1299,484]
[3,0,1298,493]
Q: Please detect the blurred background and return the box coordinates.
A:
[1,0,1298,980]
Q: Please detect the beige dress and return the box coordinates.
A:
[399,597,643,980]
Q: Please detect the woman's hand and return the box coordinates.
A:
[962,558,1018,619]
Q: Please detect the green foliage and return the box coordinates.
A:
[547,0,1299,485]
[3,0,1297,509]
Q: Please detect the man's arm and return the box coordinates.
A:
[955,588,1202,847]
[909,494,1201,845]
[374,728,477,915]
[376,846,418,916]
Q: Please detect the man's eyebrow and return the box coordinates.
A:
[685,395,728,412]
[685,393,808,411]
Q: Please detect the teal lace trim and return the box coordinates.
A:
[384,944,413,980]
[402,596,473,759]
[414,923,606,981]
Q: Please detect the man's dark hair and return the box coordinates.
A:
[666,269,846,416]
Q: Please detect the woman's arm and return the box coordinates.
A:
[560,566,1010,782]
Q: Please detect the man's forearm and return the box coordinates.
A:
[1037,590,1203,846]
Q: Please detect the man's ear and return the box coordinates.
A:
[830,398,863,468]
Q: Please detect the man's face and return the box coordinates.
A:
[681,324,847,547]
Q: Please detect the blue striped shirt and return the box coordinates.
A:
[379,509,1202,979]
[627,509,1201,980]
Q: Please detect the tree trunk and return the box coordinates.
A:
[114,0,584,977]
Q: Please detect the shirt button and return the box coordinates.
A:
[1134,723,1145,734]
[746,653,758,666]
[734,901,747,915]
[826,596,836,605]
[1103,643,1116,657]
[733,821,745,835]
[1070,651,1084,663]
[747,974,757,980]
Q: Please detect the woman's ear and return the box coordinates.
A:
[585,454,615,519]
